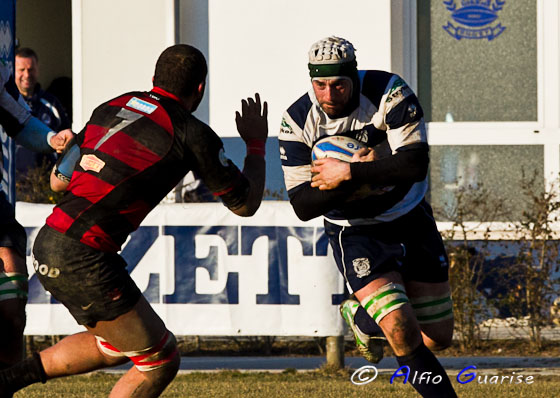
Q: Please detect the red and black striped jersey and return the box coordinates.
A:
[46,87,249,252]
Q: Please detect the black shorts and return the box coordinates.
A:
[0,193,27,259]
[32,225,142,327]
[324,200,449,293]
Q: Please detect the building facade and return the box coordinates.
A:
[15,0,557,222]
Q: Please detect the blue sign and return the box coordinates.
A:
[443,0,506,41]
[0,0,15,203]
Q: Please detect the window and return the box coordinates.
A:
[416,1,557,223]
[418,0,537,122]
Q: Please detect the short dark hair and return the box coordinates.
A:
[153,44,207,98]
[15,47,39,62]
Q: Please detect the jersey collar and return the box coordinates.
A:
[151,86,181,103]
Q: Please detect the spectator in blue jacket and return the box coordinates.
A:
[14,47,71,178]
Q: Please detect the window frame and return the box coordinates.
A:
[404,0,560,228]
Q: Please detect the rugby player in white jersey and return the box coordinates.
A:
[279,36,457,398]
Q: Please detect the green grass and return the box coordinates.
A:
[15,369,560,398]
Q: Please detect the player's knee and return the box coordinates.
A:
[136,331,180,390]
[149,344,181,387]
[425,332,453,351]
[425,320,454,351]
[94,336,130,367]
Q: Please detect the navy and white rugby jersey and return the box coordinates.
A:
[279,70,429,226]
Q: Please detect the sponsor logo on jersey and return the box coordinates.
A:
[386,78,413,104]
[80,154,106,173]
[442,0,506,41]
[126,97,158,114]
[280,118,294,135]
[353,258,371,278]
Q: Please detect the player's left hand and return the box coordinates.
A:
[235,93,268,143]
[311,158,351,190]
[49,128,74,153]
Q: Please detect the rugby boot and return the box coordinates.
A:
[340,299,385,363]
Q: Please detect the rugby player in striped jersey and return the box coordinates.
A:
[279,36,457,398]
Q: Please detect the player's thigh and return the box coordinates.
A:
[87,295,167,352]
[405,280,454,349]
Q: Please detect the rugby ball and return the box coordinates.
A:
[311,135,364,163]
[311,135,395,201]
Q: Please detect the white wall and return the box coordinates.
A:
[72,0,402,136]
[73,0,414,136]
[72,0,176,130]
[206,0,394,137]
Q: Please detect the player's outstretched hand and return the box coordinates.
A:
[235,93,268,143]
[49,128,75,153]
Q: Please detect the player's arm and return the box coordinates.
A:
[190,94,268,217]
[279,112,355,221]
[288,181,356,221]
[350,74,429,186]
[16,121,74,154]
[50,136,81,192]
[0,63,73,153]
[348,143,428,185]
[311,143,428,190]
[231,93,268,216]
[292,144,425,220]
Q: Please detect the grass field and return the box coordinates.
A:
[15,369,560,398]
